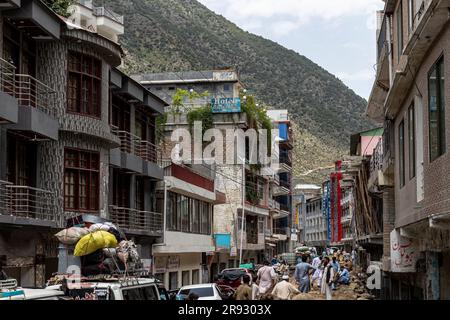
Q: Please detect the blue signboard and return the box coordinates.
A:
[214,233,231,250]
[211,98,241,113]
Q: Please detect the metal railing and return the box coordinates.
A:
[112,129,161,164]
[0,183,56,222]
[269,198,280,211]
[0,180,12,214]
[15,74,56,116]
[0,58,15,97]
[370,138,383,175]
[109,205,163,234]
[93,6,124,24]
[279,203,290,213]
[273,227,288,235]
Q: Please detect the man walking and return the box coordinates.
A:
[330,256,340,290]
[311,256,323,289]
[272,275,300,300]
[233,275,252,300]
[293,255,315,293]
[257,260,277,295]
[321,257,335,300]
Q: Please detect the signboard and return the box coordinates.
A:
[211,97,241,113]
[167,255,180,269]
[390,229,418,273]
[154,256,167,274]
[230,247,237,257]
[290,234,298,242]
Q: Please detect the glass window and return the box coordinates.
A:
[142,286,159,300]
[428,56,446,161]
[67,51,102,117]
[397,2,403,61]
[399,120,405,188]
[64,149,100,212]
[192,269,200,285]
[408,103,416,179]
[169,272,178,290]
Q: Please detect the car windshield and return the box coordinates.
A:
[178,287,214,298]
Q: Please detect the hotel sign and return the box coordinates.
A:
[211,97,241,113]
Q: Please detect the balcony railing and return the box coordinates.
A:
[269,198,280,211]
[280,203,290,213]
[0,182,56,222]
[370,138,383,175]
[112,129,161,164]
[0,58,15,97]
[273,227,288,235]
[93,6,124,25]
[280,179,290,189]
[109,205,163,235]
[15,74,56,116]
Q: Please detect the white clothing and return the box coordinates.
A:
[251,283,260,300]
[257,266,276,294]
[271,280,300,300]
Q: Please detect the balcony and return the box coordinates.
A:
[109,205,163,237]
[0,0,21,9]
[0,58,18,124]
[273,227,289,241]
[273,185,289,196]
[5,0,60,40]
[269,198,280,213]
[110,129,163,179]
[0,181,58,227]
[6,74,58,140]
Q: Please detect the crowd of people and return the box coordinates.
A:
[233,248,354,301]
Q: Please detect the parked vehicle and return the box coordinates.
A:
[1,279,64,301]
[216,268,253,289]
[46,276,161,300]
[176,283,233,300]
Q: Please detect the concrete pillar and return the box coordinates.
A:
[382,187,395,269]
[130,174,136,209]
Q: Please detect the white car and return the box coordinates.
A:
[1,287,64,300]
[176,283,232,300]
[46,277,160,300]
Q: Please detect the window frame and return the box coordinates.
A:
[399,120,406,188]
[64,148,100,212]
[428,55,446,162]
[408,103,416,179]
[67,51,102,118]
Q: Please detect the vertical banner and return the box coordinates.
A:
[322,180,331,243]
[337,172,343,242]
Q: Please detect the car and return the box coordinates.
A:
[46,276,161,300]
[1,279,65,300]
[176,283,232,300]
[216,268,253,289]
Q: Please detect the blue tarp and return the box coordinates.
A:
[279,123,288,140]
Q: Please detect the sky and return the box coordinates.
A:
[197,0,385,100]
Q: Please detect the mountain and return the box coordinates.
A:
[101,0,375,183]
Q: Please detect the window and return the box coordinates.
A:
[408,103,416,179]
[399,120,405,188]
[112,170,130,208]
[223,84,231,91]
[192,270,200,285]
[166,192,211,235]
[111,95,130,132]
[64,149,100,212]
[428,56,446,161]
[135,176,145,211]
[182,271,190,286]
[122,286,158,300]
[67,51,102,117]
[169,272,178,290]
[397,2,403,61]
[408,0,415,32]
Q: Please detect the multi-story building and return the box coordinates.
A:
[304,196,328,251]
[292,184,322,245]
[267,110,293,255]
[0,0,165,287]
[367,0,450,299]
[135,69,271,278]
[152,162,222,290]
